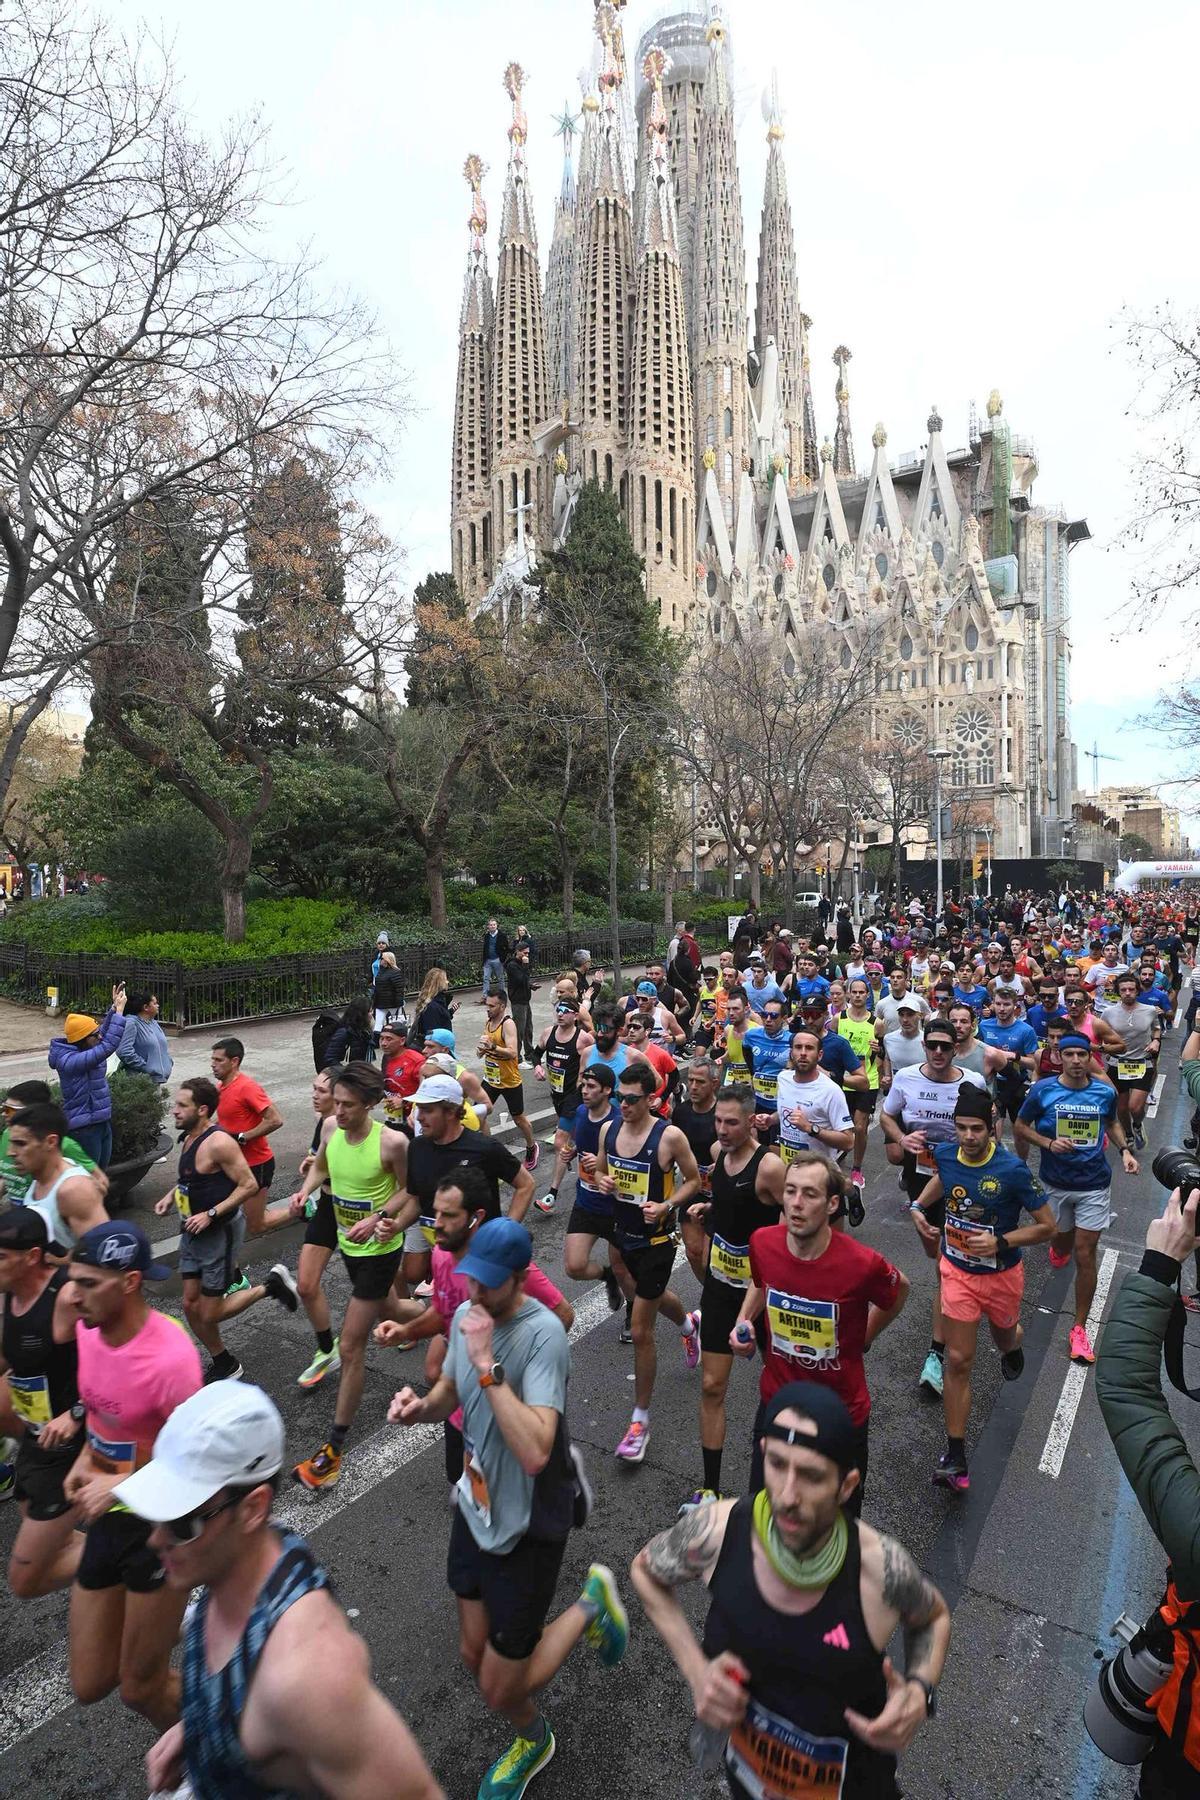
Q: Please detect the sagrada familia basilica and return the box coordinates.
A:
[448,2,1089,859]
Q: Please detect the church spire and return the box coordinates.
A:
[754,76,810,494]
[490,62,551,556]
[544,103,579,420]
[572,3,636,495]
[798,312,819,487]
[451,154,494,605]
[832,345,856,479]
[628,45,694,627]
[692,5,748,536]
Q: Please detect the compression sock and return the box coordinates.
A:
[329,1423,349,1454]
[703,1447,723,1493]
[316,1329,334,1355]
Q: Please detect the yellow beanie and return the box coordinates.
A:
[64,1013,99,1044]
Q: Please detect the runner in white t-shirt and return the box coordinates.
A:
[775,1030,854,1227]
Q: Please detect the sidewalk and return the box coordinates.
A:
[0,999,54,1055]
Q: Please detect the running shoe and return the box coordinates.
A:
[534,1190,556,1215]
[681,1310,701,1369]
[203,1352,243,1384]
[524,1143,541,1172]
[678,1488,720,1514]
[224,1270,252,1297]
[413,1280,434,1300]
[850,1168,866,1190]
[919,1351,944,1397]
[1000,1346,1026,1381]
[580,1563,629,1667]
[614,1420,649,1463]
[847,1188,866,1228]
[1069,1324,1095,1365]
[932,1451,970,1492]
[0,1436,15,1502]
[1048,1244,1072,1269]
[476,1727,556,1800]
[602,1264,623,1312]
[292,1442,342,1490]
[264,1265,300,1312]
[297,1339,341,1389]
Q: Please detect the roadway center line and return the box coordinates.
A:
[0,1281,618,1758]
[1037,1246,1119,1480]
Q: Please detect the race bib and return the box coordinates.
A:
[916,1146,937,1172]
[420,1213,436,1247]
[9,1372,51,1427]
[698,1163,714,1197]
[1116,1059,1148,1082]
[765,1288,839,1366]
[944,1215,997,1270]
[727,1696,848,1800]
[332,1192,371,1233]
[174,1183,191,1219]
[483,1056,502,1085]
[383,1098,407,1127]
[458,1435,491,1528]
[548,1065,565,1093]
[1055,1110,1099,1147]
[754,1072,779,1101]
[610,1162,650,1201]
[87,1428,137,1475]
[709,1233,751,1289]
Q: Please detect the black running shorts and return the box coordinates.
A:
[446,1506,567,1662]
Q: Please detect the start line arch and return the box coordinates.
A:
[1113,859,1200,894]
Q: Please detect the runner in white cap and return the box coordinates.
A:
[121,1384,444,1799]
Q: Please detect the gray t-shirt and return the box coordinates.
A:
[876,993,929,1035]
[883,1030,926,1075]
[445,1296,569,1554]
[1099,1001,1159,1062]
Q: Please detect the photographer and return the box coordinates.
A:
[1096,1183,1200,1797]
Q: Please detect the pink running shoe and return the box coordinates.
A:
[614,1420,650,1463]
[1048,1245,1071,1270]
[1069,1324,1095,1365]
[850,1169,866,1190]
[681,1311,701,1370]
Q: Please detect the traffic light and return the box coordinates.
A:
[972,852,984,882]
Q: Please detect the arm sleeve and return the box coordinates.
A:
[1097,1265,1200,1598]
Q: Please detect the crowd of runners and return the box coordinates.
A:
[0,883,1195,1798]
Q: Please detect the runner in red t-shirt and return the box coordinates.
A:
[210,1038,283,1236]
[623,1015,678,1116]
[730,1151,909,1513]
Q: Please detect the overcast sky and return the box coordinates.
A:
[110,0,1200,824]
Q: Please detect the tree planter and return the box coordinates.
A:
[105,1132,172,1209]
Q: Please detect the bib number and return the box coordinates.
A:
[548,1065,565,1093]
[727,1696,848,1800]
[709,1233,751,1289]
[1116,1059,1148,1082]
[944,1215,997,1270]
[9,1373,51,1427]
[420,1213,436,1247]
[754,1072,779,1102]
[87,1429,137,1475]
[1055,1110,1099,1147]
[174,1183,191,1219]
[332,1192,371,1233]
[765,1288,839,1366]
[458,1436,491,1528]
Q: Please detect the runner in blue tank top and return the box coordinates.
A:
[119,1383,443,1800]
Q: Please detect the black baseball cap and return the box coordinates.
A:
[71,1221,172,1281]
[0,1208,62,1255]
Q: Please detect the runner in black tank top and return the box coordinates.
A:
[632,1383,950,1800]
[0,1212,85,1594]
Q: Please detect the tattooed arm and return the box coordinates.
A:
[844,1527,951,1756]
[631,1500,749,1727]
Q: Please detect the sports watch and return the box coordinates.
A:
[909,1676,937,1718]
[478,1363,506,1390]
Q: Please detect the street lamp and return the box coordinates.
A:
[980,823,994,898]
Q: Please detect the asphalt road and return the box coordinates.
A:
[0,990,1194,1800]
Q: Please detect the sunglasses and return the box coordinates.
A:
[764,1011,785,1021]
[617,1093,643,1105]
[925,1039,954,1052]
[161,1489,245,1545]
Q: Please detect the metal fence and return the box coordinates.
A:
[0,924,660,1030]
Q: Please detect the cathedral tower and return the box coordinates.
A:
[832,346,856,478]
[754,85,810,494]
[627,46,694,628]
[572,3,637,500]
[633,11,712,345]
[543,107,578,422]
[692,8,748,533]
[450,154,494,604]
[490,63,551,557]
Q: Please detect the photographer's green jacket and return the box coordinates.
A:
[1096,1248,1200,1599]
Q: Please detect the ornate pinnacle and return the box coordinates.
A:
[872,422,887,447]
[764,69,784,140]
[642,45,671,158]
[820,439,833,464]
[595,2,623,101]
[554,449,569,474]
[927,404,943,434]
[503,63,528,150]
[987,388,1003,419]
[463,154,488,244]
[552,104,579,148]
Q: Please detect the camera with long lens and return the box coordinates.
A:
[1152,1147,1200,1197]
[1084,1612,1176,1763]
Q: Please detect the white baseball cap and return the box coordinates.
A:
[113,1383,284,1521]
[410,1073,464,1106]
[896,996,923,1013]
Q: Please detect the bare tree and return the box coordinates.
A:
[864,736,937,901]
[0,2,400,821]
[1121,304,1200,630]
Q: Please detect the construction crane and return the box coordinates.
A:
[1087,739,1122,794]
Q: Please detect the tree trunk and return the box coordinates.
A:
[664,854,676,932]
[725,837,737,899]
[220,828,253,944]
[749,856,762,908]
[426,847,448,931]
[605,737,622,990]
[560,847,575,934]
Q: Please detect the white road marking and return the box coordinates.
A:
[1145,1072,1167,1121]
[1037,1246,1119,1480]
[0,1282,621,1757]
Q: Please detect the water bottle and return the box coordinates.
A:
[735,1321,755,1356]
[688,1663,748,1773]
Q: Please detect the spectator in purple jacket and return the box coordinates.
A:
[46,984,128,1167]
